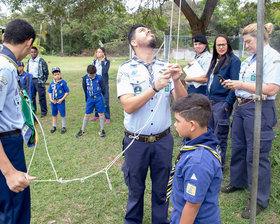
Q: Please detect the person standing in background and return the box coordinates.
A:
[221,23,280,219]
[206,34,241,171]
[91,47,111,124]
[184,34,212,95]
[27,46,49,118]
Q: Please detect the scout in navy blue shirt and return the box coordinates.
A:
[18,61,34,99]
[169,94,222,224]
[48,67,69,134]
[76,65,106,138]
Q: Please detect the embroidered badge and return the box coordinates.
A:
[59,90,62,93]
[190,173,197,180]
[164,85,169,92]
[0,75,8,85]
[134,86,142,95]
[186,183,196,196]
[251,74,256,81]
[132,70,138,76]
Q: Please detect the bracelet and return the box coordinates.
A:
[152,82,159,92]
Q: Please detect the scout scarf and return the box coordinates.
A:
[166,144,221,201]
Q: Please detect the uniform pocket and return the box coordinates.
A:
[121,164,130,188]
[217,119,230,135]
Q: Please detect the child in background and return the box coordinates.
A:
[76,65,106,138]
[168,94,222,224]
[18,61,33,99]
[48,67,69,134]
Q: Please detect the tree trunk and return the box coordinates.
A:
[174,0,218,35]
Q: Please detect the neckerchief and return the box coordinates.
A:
[166,144,221,201]
[53,78,62,99]
[133,56,157,86]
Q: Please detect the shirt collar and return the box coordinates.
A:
[0,44,17,64]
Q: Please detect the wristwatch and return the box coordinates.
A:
[152,82,159,92]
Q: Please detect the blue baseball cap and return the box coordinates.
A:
[17,61,24,67]
[51,67,61,73]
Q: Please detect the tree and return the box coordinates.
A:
[174,0,218,35]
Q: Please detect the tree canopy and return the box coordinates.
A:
[1,0,279,55]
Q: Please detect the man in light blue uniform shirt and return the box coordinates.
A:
[221,22,280,218]
[0,19,36,224]
[117,24,187,224]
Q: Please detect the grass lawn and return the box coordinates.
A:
[24,55,280,223]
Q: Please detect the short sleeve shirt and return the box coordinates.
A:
[117,58,174,135]
[48,79,70,100]
[236,44,280,100]
[0,45,24,132]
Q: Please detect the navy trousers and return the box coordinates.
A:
[122,133,173,224]
[32,78,48,115]
[0,134,31,224]
[230,101,276,208]
[187,85,207,95]
[209,101,233,170]
[95,84,110,119]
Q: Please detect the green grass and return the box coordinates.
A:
[25,55,280,223]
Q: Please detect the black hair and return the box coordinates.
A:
[172,94,211,128]
[3,19,36,45]
[128,24,146,50]
[31,46,38,51]
[206,34,233,76]
[87,65,96,75]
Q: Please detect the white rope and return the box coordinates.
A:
[175,0,182,64]
[26,90,165,188]
[168,1,175,61]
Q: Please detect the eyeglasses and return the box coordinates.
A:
[216,43,227,48]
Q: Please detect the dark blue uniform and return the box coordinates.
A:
[170,130,222,224]
[48,79,69,117]
[230,44,280,208]
[82,74,105,114]
[206,54,241,169]
[19,71,33,99]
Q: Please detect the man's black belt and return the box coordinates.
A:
[0,129,21,138]
[124,128,170,143]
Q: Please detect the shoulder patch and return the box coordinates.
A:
[190,173,197,180]
[0,75,8,85]
[186,183,196,196]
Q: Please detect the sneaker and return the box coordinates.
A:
[105,119,111,124]
[50,127,56,133]
[221,184,244,193]
[98,129,106,137]
[241,202,265,219]
[76,130,86,138]
[91,116,99,121]
[61,127,67,134]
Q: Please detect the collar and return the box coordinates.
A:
[195,48,208,59]
[132,56,157,67]
[0,44,17,66]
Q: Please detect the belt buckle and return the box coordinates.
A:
[146,136,156,143]
[94,95,96,98]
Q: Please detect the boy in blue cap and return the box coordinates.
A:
[18,61,33,99]
[76,65,106,137]
[168,94,222,224]
[48,67,69,134]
